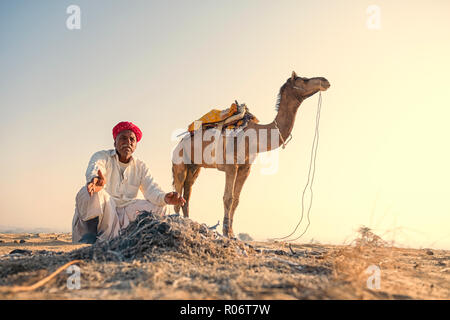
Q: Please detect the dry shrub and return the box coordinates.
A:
[353,226,387,248]
[324,226,393,298]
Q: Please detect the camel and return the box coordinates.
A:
[172,71,330,237]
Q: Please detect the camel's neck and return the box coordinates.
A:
[247,90,302,152]
[273,92,302,145]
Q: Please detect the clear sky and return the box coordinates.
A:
[1,0,449,249]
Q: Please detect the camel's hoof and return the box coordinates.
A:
[223,229,235,239]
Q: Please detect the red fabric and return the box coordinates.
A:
[112,121,143,142]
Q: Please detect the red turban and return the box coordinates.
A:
[112,121,143,142]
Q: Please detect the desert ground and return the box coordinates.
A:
[0,213,448,300]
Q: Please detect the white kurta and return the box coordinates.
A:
[72,149,167,243]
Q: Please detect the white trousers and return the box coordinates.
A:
[72,186,166,243]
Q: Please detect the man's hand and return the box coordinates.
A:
[164,191,186,206]
[86,170,106,196]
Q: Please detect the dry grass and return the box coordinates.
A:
[68,211,256,262]
[0,220,448,300]
[323,227,449,299]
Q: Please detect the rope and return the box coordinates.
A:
[274,119,293,149]
[0,259,82,293]
[270,91,323,242]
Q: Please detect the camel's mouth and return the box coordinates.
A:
[320,80,331,91]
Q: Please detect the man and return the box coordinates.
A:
[72,121,186,243]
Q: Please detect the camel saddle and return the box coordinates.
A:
[187,101,259,134]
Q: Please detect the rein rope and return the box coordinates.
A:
[274,119,293,149]
[271,91,323,242]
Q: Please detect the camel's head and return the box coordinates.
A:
[288,71,330,101]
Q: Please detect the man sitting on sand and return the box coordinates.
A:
[72,121,186,243]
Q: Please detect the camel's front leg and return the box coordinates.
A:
[223,166,238,238]
[182,165,201,218]
[172,163,187,215]
[228,164,251,234]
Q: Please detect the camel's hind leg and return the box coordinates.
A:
[172,163,187,214]
[182,164,201,218]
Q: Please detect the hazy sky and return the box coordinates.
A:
[1,0,449,249]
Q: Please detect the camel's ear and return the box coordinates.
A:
[291,71,297,82]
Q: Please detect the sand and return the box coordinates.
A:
[0,216,448,300]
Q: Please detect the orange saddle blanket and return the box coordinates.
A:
[187,101,259,133]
